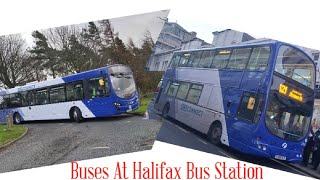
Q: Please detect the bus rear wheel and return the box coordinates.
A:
[208,122,222,145]
[70,107,83,123]
[162,103,170,119]
[13,113,22,124]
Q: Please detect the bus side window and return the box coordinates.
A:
[176,82,191,100]
[167,82,180,97]
[236,92,260,122]
[198,50,215,68]
[49,86,65,104]
[227,48,251,69]
[26,91,35,106]
[186,84,203,104]
[170,54,181,68]
[35,89,48,105]
[9,93,22,108]
[188,51,202,67]
[21,91,28,106]
[3,95,9,108]
[211,50,231,69]
[246,46,270,71]
[66,82,84,101]
[178,53,191,67]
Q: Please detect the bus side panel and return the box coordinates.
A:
[240,71,267,92]
[20,101,95,121]
[218,70,243,88]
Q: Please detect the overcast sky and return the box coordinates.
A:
[1,0,320,50]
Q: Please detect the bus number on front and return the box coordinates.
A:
[279,83,288,95]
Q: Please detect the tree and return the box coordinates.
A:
[65,34,99,72]
[0,35,34,88]
[29,31,63,78]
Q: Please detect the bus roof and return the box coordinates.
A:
[173,40,291,53]
[0,64,130,95]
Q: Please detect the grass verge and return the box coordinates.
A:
[0,125,27,146]
[130,93,153,116]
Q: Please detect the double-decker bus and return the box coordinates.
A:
[154,41,315,162]
[0,64,139,123]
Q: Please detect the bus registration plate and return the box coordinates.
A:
[275,155,286,160]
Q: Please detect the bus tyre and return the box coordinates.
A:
[70,107,83,123]
[162,103,170,119]
[208,122,222,145]
[13,113,22,124]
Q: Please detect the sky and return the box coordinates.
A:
[165,0,320,50]
[0,0,320,50]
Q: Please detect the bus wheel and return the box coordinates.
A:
[162,103,170,119]
[208,122,222,145]
[13,113,22,124]
[70,107,83,123]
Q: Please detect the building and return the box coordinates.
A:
[212,29,255,47]
[145,20,210,71]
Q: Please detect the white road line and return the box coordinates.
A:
[271,159,309,177]
[175,125,189,133]
[196,138,208,145]
[218,151,234,159]
[89,146,110,150]
[58,123,64,125]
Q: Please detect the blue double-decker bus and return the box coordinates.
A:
[154,41,315,162]
[0,64,139,123]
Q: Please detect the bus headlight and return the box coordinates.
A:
[262,145,267,151]
[114,102,121,109]
[258,145,262,149]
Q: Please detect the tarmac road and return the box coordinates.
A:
[0,114,162,173]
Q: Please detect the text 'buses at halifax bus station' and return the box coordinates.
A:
[154,40,316,163]
[0,64,138,124]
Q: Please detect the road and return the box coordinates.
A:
[0,114,162,173]
[148,102,316,179]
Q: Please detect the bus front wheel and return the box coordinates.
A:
[70,107,83,123]
[13,113,22,124]
[208,122,222,145]
[162,103,170,119]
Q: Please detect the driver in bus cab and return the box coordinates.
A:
[91,79,105,98]
[96,79,105,97]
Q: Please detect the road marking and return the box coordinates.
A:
[58,123,64,125]
[196,138,208,145]
[90,146,110,150]
[175,125,189,133]
[271,159,309,177]
[218,150,234,159]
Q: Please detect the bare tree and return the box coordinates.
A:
[0,35,35,88]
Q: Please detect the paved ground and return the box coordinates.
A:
[0,114,162,173]
[148,101,320,179]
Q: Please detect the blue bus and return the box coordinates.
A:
[0,64,139,123]
[154,41,316,162]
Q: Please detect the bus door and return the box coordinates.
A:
[231,92,264,146]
